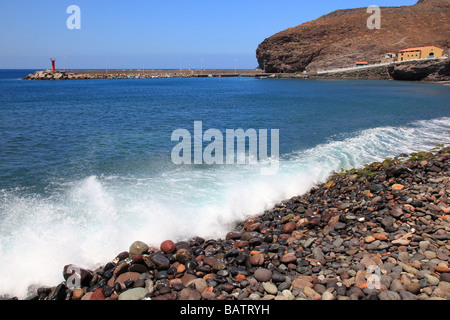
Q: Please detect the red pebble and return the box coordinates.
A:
[90,288,105,300]
[160,240,176,253]
[283,221,297,233]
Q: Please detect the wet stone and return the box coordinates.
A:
[160,240,176,254]
[333,222,346,230]
[250,253,265,266]
[150,253,170,270]
[253,268,273,282]
[118,288,149,300]
[378,291,401,300]
[271,273,286,283]
[175,249,192,264]
[283,221,297,233]
[280,253,297,264]
[129,241,149,259]
[440,273,450,283]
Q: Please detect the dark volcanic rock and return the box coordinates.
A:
[388,58,450,81]
[150,252,170,270]
[63,264,93,287]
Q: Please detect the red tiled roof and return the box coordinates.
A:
[399,46,438,52]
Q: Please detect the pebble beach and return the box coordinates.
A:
[15,146,450,301]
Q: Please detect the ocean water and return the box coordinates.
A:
[0,69,449,298]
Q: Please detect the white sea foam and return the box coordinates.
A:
[0,117,449,298]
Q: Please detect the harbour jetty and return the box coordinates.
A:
[17,146,450,301]
[23,69,270,80]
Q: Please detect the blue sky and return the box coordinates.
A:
[0,0,417,69]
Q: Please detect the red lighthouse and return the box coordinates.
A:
[50,58,55,71]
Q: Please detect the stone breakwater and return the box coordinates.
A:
[15,147,450,300]
[23,69,267,80]
[24,70,108,80]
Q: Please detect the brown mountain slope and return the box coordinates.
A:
[256,0,450,73]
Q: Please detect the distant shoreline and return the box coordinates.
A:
[22,58,450,83]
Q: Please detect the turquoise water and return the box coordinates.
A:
[1,69,450,297]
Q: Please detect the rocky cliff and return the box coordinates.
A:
[256,0,450,73]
